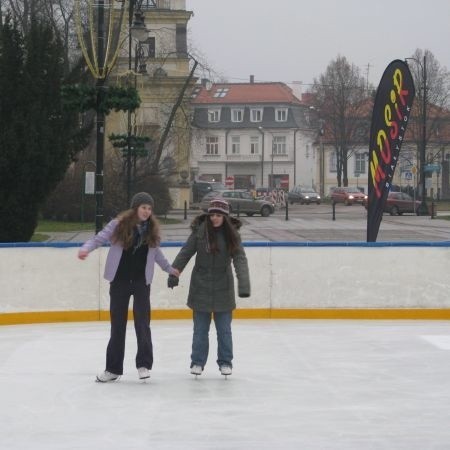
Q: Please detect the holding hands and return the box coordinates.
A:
[168,274,179,289]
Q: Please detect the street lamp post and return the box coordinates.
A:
[259,126,277,189]
[81,161,96,223]
[319,120,325,197]
[75,0,127,232]
[406,54,428,215]
[257,126,265,187]
[126,1,147,206]
[271,140,275,190]
[95,0,106,234]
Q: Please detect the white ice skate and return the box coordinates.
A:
[138,367,150,380]
[96,370,120,383]
[190,365,203,377]
[220,366,232,379]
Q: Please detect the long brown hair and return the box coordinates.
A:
[112,208,161,249]
[206,215,240,255]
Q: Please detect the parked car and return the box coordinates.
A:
[192,181,225,203]
[200,190,275,217]
[331,187,368,205]
[384,192,422,215]
[288,186,321,205]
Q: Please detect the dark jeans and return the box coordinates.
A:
[106,279,152,375]
[191,310,233,369]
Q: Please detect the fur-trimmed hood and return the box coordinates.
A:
[190,213,242,231]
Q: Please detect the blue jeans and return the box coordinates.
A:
[191,311,233,369]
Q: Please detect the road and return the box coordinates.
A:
[46,202,450,243]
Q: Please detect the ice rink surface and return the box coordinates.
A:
[1,319,450,450]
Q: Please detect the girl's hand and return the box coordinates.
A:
[78,249,89,260]
[172,268,180,277]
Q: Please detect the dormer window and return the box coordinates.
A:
[213,88,229,98]
[275,108,288,122]
[250,108,263,122]
[208,109,221,122]
[231,109,244,122]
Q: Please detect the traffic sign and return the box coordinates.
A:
[225,175,234,189]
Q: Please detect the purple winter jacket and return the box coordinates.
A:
[80,219,177,285]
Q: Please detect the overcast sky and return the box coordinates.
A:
[186,0,450,91]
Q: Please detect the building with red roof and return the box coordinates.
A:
[189,78,317,193]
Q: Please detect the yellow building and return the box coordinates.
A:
[108,0,196,207]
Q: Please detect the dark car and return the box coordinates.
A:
[288,186,321,205]
[331,187,368,206]
[384,192,421,215]
[200,190,275,217]
[192,181,225,203]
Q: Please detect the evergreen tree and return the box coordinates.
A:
[0,17,75,241]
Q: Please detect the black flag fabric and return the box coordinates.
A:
[367,60,415,242]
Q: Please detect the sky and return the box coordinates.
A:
[186,0,450,93]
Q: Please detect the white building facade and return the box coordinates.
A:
[189,81,317,191]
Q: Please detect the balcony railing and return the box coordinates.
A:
[226,154,261,161]
[142,0,171,10]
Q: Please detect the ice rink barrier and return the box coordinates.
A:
[1,241,450,324]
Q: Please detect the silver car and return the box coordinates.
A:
[201,190,275,217]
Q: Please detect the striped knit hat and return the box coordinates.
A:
[208,198,230,216]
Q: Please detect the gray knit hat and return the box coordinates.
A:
[130,192,154,209]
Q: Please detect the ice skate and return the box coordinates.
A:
[96,370,120,383]
[220,365,232,379]
[138,367,150,380]
[190,365,203,377]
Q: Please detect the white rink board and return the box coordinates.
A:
[1,244,450,314]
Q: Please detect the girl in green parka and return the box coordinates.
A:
[170,198,250,377]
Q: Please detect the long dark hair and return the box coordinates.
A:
[206,215,240,255]
[112,209,161,249]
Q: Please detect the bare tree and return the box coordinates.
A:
[406,49,450,166]
[311,55,371,187]
[3,0,77,73]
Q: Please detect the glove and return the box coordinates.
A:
[167,274,179,289]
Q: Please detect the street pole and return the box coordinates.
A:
[257,126,265,187]
[74,0,126,233]
[319,125,324,197]
[95,0,105,234]
[81,161,96,223]
[418,54,428,215]
[271,141,275,190]
[126,0,133,207]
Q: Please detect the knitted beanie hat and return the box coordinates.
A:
[130,192,154,209]
[208,198,230,216]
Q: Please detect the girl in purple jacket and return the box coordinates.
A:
[78,192,179,382]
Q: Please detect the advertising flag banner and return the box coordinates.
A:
[367,60,415,242]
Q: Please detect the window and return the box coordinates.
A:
[148,36,156,58]
[213,88,229,98]
[330,151,337,172]
[273,136,286,155]
[206,136,219,155]
[354,153,366,174]
[250,136,259,154]
[231,136,240,154]
[275,108,288,122]
[208,109,220,122]
[250,108,263,122]
[231,109,244,122]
